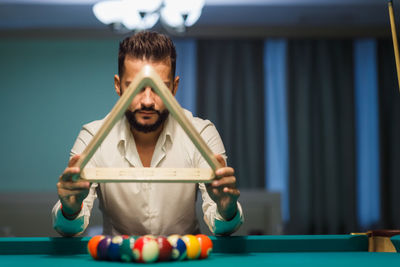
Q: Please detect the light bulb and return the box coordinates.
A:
[93,0,124,25]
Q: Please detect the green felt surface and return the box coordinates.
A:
[1,235,399,266]
[1,252,400,267]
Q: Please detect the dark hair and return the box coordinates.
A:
[118,31,176,79]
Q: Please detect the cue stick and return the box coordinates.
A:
[73,65,221,182]
[389,0,400,92]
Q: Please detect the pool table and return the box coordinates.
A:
[1,235,400,266]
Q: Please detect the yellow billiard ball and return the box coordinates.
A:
[181,234,201,260]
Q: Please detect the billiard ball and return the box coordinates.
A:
[133,236,159,263]
[108,235,123,261]
[87,235,104,260]
[181,234,201,260]
[196,234,213,259]
[97,236,112,260]
[156,236,173,261]
[120,236,136,262]
[167,234,187,261]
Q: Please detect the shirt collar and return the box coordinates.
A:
[163,114,175,144]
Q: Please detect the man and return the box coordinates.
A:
[52,31,243,236]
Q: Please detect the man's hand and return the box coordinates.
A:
[206,154,240,221]
[57,155,90,219]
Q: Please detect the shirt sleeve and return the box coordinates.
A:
[198,183,244,235]
[52,183,98,237]
[51,127,99,237]
[196,122,244,235]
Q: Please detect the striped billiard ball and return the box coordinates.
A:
[133,236,159,263]
[120,236,136,262]
[167,234,187,261]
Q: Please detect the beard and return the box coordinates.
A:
[125,107,169,133]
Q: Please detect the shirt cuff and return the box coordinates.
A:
[213,202,243,235]
[53,206,86,236]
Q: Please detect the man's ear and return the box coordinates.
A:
[172,76,180,96]
[114,74,122,96]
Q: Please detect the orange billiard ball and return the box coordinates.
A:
[87,235,105,260]
[196,234,213,259]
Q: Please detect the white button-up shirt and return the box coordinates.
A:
[52,109,243,236]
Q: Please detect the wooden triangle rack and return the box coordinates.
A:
[73,65,221,183]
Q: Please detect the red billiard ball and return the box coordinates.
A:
[87,235,104,260]
[182,234,201,260]
[196,234,213,259]
[133,236,159,263]
[156,236,173,261]
[97,236,112,261]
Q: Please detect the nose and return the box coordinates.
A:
[140,87,155,108]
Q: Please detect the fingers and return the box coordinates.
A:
[214,154,226,167]
[57,179,90,204]
[222,187,240,197]
[61,155,82,181]
[57,154,90,213]
[211,175,235,187]
[68,154,81,167]
[57,178,90,204]
[215,166,234,177]
[207,170,238,196]
[210,156,236,192]
[60,167,80,181]
[57,180,90,191]
[208,185,240,197]
[58,154,90,193]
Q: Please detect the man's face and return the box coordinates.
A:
[114,57,179,133]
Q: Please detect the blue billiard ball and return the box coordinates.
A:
[167,235,187,261]
[108,235,123,261]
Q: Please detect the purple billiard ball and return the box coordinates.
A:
[97,236,112,261]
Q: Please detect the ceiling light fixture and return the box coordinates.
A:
[93,0,205,33]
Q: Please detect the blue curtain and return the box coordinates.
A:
[264,39,289,222]
[354,39,380,229]
[174,39,197,114]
